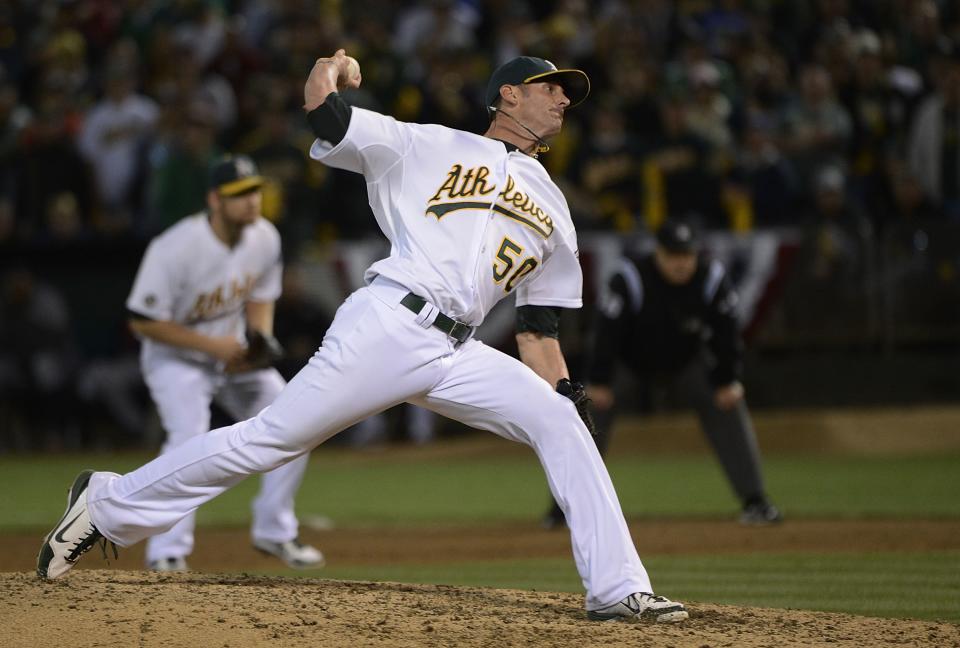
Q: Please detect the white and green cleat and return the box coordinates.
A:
[587,592,689,623]
[37,470,116,580]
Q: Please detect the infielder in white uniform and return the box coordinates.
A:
[38,51,688,623]
[124,154,323,571]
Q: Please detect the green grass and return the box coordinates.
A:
[3,450,959,529]
[657,552,960,621]
[3,447,959,623]
[282,551,960,623]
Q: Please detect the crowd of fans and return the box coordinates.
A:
[3,0,960,450]
[2,0,960,254]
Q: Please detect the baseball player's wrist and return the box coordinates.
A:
[304,58,341,110]
[306,94,352,144]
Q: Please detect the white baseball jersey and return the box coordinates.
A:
[125,212,309,563]
[309,107,583,325]
[87,106,656,612]
[126,212,282,367]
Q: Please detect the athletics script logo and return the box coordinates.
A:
[425,164,555,238]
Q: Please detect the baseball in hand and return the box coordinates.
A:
[342,56,361,87]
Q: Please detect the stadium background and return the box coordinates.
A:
[0,1,958,645]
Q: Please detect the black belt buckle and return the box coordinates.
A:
[401,292,472,345]
[447,320,472,345]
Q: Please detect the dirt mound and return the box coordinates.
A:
[2,571,956,648]
[6,519,960,647]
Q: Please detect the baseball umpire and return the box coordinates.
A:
[543,220,782,528]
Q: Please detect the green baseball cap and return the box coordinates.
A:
[485,56,590,110]
[209,154,264,197]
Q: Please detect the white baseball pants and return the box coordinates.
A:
[142,363,309,563]
[88,278,652,609]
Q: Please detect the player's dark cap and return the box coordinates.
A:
[656,220,700,253]
[485,56,590,110]
[209,154,264,196]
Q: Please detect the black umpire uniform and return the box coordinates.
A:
[544,221,781,527]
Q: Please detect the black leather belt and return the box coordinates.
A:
[400,293,474,344]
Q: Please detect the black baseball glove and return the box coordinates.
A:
[243,328,286,369]
[556,378,596,436]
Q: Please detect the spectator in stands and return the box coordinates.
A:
[78,43,159,236]
[170,40,237,133]
[693,0,752,59]
[235,78,319,260]
[802,166,873,278]
[607,57,662,142]
[683,60,735,157]
[393,0,479,66]
[841,29,922,219]
[570,97,641,230]
[0,70,29,243]
[896,0,944,77]
[732,104,800,226]
[14,74,93,243]
[642,97,724,228]
[209,16,264,127]
[0,268,80,450]
[782,165,875,337]
[595,0,674,62]
[907,40,960,219]
[144,99,220,233]
[415,49,488,134]
[885,159,941,223]
[782,64,853,194]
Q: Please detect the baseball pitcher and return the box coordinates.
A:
[39,52,687,623]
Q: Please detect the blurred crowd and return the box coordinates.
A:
[3,0,960,253]
[3,0,960,450]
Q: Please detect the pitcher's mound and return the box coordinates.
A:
[2,571,956,648]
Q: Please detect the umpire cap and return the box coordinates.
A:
[485,56,590,111]
[656,220,700,253]
[209,154,264,197]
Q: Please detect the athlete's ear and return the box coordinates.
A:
[499,84,520,108]
[206,189,221,211]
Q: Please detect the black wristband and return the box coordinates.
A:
[306,93,353,144]
[516,305,561,338]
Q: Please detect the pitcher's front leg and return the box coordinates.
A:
[413,340,652,610]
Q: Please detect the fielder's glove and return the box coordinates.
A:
[243,328,286,369]
[556,378,596,436]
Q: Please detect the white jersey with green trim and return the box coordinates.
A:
[309,107,582,326]
[83,107,655,610]
[126,212,282,367]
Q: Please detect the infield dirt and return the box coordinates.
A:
[3,518,959,648]
[3,569,959,648]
